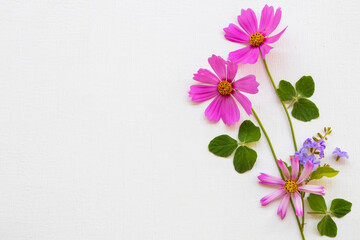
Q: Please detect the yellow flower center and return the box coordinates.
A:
[250,32,265,47]
[284,180,298,193]
[218,80,233,95]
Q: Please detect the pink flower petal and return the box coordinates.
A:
[277,160,290,179]
[228,46,259,64]
[208,55,227,80]
[245,46,260,64]
[292,191,303,216]
[277,193,290,219]
[193,68,220,85]
[264,26,287,44]
[220,95,240,126]
[232,91,252,115]
[232,75,259,94]
[258,173,285,186]
[259,5,274,35]
[266,8,282,35]
[298,185,325,196]
[223,23,250,43]
[237,9,258,35]
[226,61,238,82]
[204,95,223,122]
[296,161,314,184]
[259,43,273,58]
[290,156,299,181]
[228,46,250,63]
[260,188,286,206]
[189,85,219,102]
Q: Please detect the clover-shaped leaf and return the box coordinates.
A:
[292,98,319,122]
[307,194,327,213]
[277,80,296,101]
[330,199,352,218]
[277,76,319,122]
[208,120,261,174]
[208,135,238,157]
[295,76,315,98]
[238,120,261,143]
[317,215,337,238]
[308,194,352,238]
[233,146,257,173]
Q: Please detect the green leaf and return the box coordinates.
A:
[330,199,352,218]
[307,194,327,213]
[208,135,238,157]
[233,146,257,173]
[238,120,261,143]
[309,165,339,181]
[277,80,297,101]
[295,76,315,98]
[317,215,337,237]
[292,98,319,122]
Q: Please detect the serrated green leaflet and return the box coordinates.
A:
[317,215,337,237]
[233,146,257,173]
[292,98,319,122]
[307,194,327,213]
[330,199,352,218]
[208,135,238,157]
[309,165,339,181]
[238,120,261,143]
[277,80,297,101]
[295,76,315,98]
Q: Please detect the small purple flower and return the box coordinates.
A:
[317,140,326,151]
[332,147,349,160]
[295,138,326,169]
[295,150,319,170]
[295,148,308,164]
[307,155,320,170]
[303,138,318,149]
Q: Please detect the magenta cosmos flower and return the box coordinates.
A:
[258,156,325,219]
[189,55,259,125]
[223,5,287,64]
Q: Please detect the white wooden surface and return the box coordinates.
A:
[0,0,359,239]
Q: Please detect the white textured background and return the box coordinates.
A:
[0,0,359,239]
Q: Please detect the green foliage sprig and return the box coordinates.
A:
[208,120,261,173]
[307,194,352,237]
[277,76,319,122]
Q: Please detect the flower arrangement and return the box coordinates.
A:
[189,5,351,239]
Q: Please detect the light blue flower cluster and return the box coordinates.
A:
[295,138,326,169]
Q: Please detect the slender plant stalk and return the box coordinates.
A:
[300,165,306,230]
[302,193,305,229]
[251,108,305,240]
[260,52,298,152]
[260,51,307,233]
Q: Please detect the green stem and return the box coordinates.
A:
[290,200,306,240]
[261,53,298,152]
[299,165,305,230]
[251,108,304,240]
[301,192,305,230]
[251,108,283,179]
[260,51,306,237]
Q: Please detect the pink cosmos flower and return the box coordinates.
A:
[258,156,325,219]
[223,5,287,64]
[189,55,259,126]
